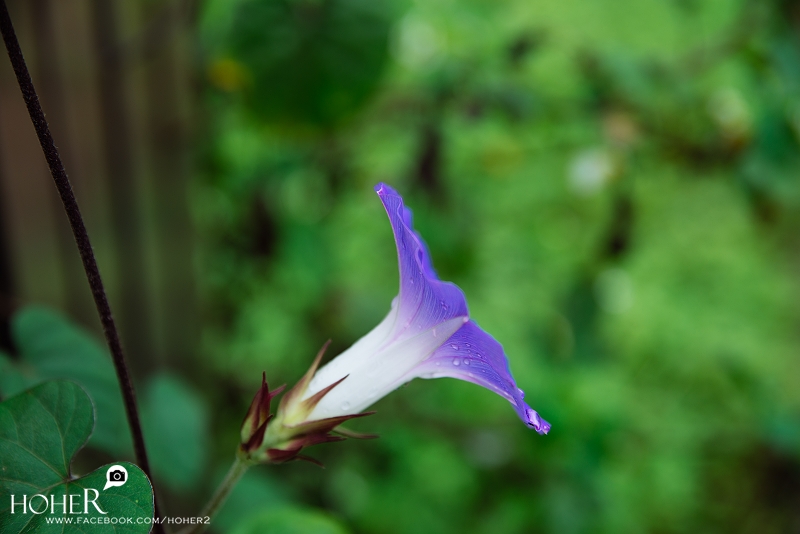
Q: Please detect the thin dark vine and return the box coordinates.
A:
[0,1,163,529]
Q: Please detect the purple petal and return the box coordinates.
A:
[411,321,550,434]
[398,202,439,279]
[375,183,549,433]
[376,184,468,341]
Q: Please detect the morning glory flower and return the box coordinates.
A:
[240,184,548,464]
[303,183,548,430]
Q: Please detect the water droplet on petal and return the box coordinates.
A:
[465,343,471,348]
[435,361,441,366]
[432,328,437,337]
[452,358,460,366]
[464,359,470,365]
[341,401,351,411]
[467,372,474,377]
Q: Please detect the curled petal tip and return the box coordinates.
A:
[525,407,551,435]
[374,182,398,197]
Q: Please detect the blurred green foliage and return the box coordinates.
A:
[193,0,800,532]
[205,0,395,127]
[140,374,210,492]
[0,307,129,455]
[0,307,212,498]
[230,508,350,534]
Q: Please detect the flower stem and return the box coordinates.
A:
[184,455,250,534]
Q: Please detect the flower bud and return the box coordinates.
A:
[239,343,375,466]
[240,372,284,453]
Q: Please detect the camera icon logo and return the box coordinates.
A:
[103,465,129,490]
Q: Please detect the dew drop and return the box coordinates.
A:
[452,358,460,366]
[468,372,474,377]
[450,344,458,350]
[464,359,470,366]
[465,343,471,348]
[341,401,351,411]
[432,328,437,337]
[435,361,441,366]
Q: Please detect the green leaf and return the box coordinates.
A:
[141,374,210,492]
[0,381,154,532]
[0,306,129,455]
[229,507,350,534]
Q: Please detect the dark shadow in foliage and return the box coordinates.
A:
[219,0,396,128]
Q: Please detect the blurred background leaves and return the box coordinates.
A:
[140,373,210,492]
[1,0,800,532]
[0,307,129,455]
[230,507,350,534]
[203,0,395,127]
